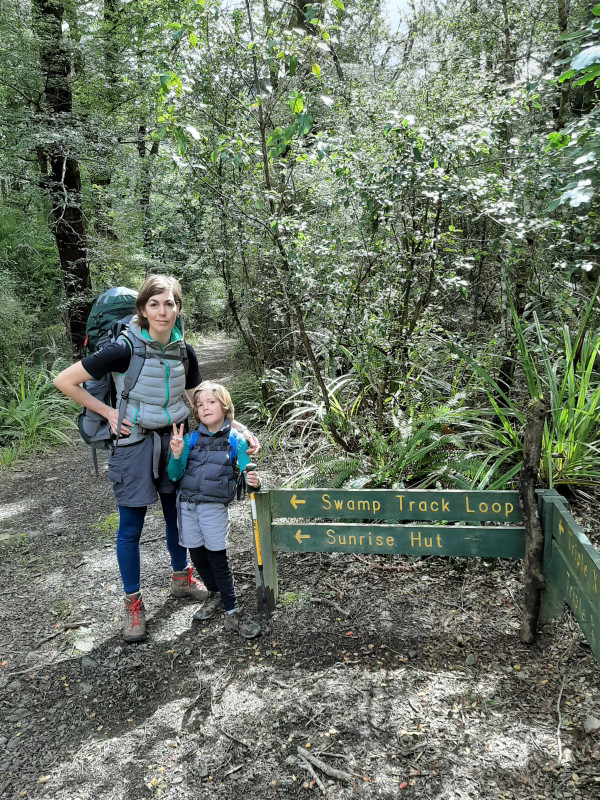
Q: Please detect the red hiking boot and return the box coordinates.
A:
[170,566,209,602]
[123,591,146,643]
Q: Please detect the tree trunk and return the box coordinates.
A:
[293,0,344,80]
[554,0,571,130]
[136,126,160,252]
[500,0,516,151]
[520,397,548,644]
[88,0,120,242]
[33,0,92,353]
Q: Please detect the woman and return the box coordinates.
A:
[54,274,258,643]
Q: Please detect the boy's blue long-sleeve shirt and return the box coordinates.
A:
[167,430,251,483]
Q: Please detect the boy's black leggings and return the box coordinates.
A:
[188,546,236,612]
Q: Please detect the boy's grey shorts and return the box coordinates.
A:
[178,501,230,550]
[107,433,177,507]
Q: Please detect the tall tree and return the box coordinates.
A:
[33,0,91,351]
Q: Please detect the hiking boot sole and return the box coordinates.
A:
[193,595,222,622]
[123,631,147,644]
[224,619,261,639]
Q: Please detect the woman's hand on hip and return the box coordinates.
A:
[107,407,133,437]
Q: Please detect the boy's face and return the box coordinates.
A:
[195,391,226,432]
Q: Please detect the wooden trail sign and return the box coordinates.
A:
[544,501,600,662]
[251,487,600,664]
[272,523,525,558]
[270,489,525,559]
[271,489,522,523]
[251,488,526,618]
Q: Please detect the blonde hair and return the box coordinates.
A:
[192,381,234,422]
[135,274,182,331]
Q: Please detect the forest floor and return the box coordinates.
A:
[1,336,600,800]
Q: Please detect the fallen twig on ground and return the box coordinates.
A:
[39,621,92,643]
[300,759,326,793]
[310,597,349,617]
[223,764,244,778]
[218,726,252,750]
[296,747,355,782]
[556,675,566,764]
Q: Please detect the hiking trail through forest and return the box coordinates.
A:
[1,336,599,800]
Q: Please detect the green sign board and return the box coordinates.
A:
[272,523,525,559]
[547,503,600,662]
[550,542,600,663]
[270,489,522,523]
[249,489,600,666]
[552,505,600,604]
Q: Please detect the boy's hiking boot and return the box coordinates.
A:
[171,566,209,602]
[192,592,221,622]
[224,609,261,639]
[123,591,146,643]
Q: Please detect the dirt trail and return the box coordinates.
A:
[0,338,599,800]
[194,335,238,384]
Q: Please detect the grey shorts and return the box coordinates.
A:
[107,433,177,507]
[178,501,230,550]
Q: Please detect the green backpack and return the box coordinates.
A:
[83,286,138,353]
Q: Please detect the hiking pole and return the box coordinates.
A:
[246,463,268,626]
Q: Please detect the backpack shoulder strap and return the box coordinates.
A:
[229,431,240,465]
[229,430,246,500]
[189,430,198,449]
[114,333,146,397]
[181,342,189,376]
[114,333,147,449]
[161,341,189,376]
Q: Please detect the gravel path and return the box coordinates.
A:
[0,338,599,800]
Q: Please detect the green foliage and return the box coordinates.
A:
[0,204,66,372]
[0,365,76,465]
[548,5,600,209]
[3,0,600,499]
[287,396,521,491]
[450,295,600,490]
[278,591,307,606]
[535,318,600,488]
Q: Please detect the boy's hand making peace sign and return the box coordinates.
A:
[170,423,185,458]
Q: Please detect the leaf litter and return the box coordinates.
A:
[0,337,599,799]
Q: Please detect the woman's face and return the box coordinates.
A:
[142,289,179,342]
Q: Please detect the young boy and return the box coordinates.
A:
[168,381,261,639]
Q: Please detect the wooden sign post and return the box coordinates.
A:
[547,502,600,662]
[249,486,600,665]
[252,489,525,613]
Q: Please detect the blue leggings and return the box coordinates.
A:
[116,492,187,594]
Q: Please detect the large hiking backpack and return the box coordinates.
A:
[83,286,138,353]
[77,286,188,476]
[77,287,139,474]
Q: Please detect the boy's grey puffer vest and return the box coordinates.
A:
[113,318,188,445]
[178,422,238,504]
